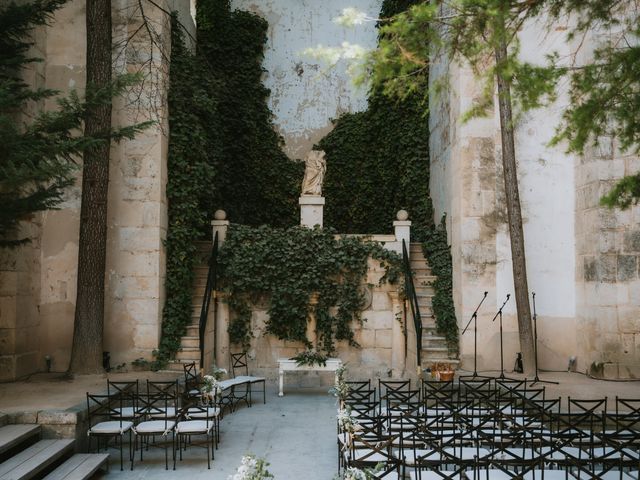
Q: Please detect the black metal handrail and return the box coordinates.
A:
[198,232,218,368]
[402,239,422,367]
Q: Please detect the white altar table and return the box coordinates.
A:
[277,358,342,397]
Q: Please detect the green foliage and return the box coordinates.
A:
[154,16,219,368]
[318,92,431,234]
[318,0,458,353]
[197,0,303,227]
[218,224,401,354]
[290,349,328,367]
[600,174,640,210]
[421,216,457,353]
[0,0,149,247]
[157,2,304,366]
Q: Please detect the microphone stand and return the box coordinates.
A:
[529,292,559,386]
[491,294,511,380]
[460,291,488,379]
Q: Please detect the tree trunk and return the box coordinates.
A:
[494,39,536,375]
[68,0,112,374]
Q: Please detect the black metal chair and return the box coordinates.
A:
[86,393,134,471]
[174,405,218,469]
[230,351,266,405]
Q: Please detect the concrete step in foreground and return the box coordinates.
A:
[43,453,109,480]
[0,439,74,480]
[0,425,41,458]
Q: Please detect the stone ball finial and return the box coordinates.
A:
[396,209,409,221]
[214,209,227,220]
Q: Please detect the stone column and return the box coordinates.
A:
[389,290,406,378]
[393,210,412,257]
[211,209,229,244]
[299,196,325,228]
[215,292,231,372]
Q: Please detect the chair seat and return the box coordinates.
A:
[522,470,570,480]
[186,407,220,419]
[175,420,214,434]
[234,375,265,383]
[89,421,133,435]
[110,407,142,419]
[148,407,178,419]
[474,469,513,480]
[133,420,175,435]
[218,378,248,390]
[572,471,637,480]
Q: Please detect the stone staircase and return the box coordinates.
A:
[167,241,212,372]
[409,242,459,369]
[0,419,108,480]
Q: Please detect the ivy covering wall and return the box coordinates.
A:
[318,0,458,353]
[196,0,302,227]
[219,225,401,354]
[157,1,303,366]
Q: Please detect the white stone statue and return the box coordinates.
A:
[301,150,326,196]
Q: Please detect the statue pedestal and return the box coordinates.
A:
[299,196,325,228]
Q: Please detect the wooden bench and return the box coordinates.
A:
[0,439,74,480]
[43,454,109,480]
[0,425,41,457]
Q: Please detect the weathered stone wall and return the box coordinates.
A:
[429,16,639,378]
[215,246,409,383]
[230,0,383,160]
[1,1,195,380]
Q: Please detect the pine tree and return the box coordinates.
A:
[0,0,90,246]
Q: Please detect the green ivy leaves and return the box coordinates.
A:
[219,224,401,354]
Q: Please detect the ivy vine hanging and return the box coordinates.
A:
[218,225,402,354]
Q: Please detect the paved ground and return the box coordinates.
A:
[1,370,639,479]
[93,386,338,480]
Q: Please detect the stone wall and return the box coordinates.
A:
[1,1,195,380]
[213,235,411,383]
[429,15,639,378]
[230,0,383,160]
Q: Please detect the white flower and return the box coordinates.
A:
[340,42,367,60]
[334,8,369,27]
[344,467,368,480]
[302,45,343,65]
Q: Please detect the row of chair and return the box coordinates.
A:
[85,352,266,471]
[337,377,640,480]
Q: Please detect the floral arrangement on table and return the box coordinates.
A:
[201,365,227,403]
[329,364,351,404]
[290,349,328,367]
[228,455,273,480]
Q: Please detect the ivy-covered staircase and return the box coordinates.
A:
[167,241,211,371]
[410,243,459,369]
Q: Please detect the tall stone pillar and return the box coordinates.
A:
[211,209,229,244]
[389,290,406,377]
[215,292,230,371]
[394,210,412,257]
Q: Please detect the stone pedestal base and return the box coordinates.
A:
[299,196,325,228]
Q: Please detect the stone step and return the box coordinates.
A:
[185,325,200,337]
[180,336,199,349]
[414,274,436,284]
[422,335,447,346]
[43,453,109,480]
[0,416,7,428]
[423,346,450,354]
[175,348,200,362]
[166,360,194,372]
[0,424,41,457]
[0,439,74,480]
